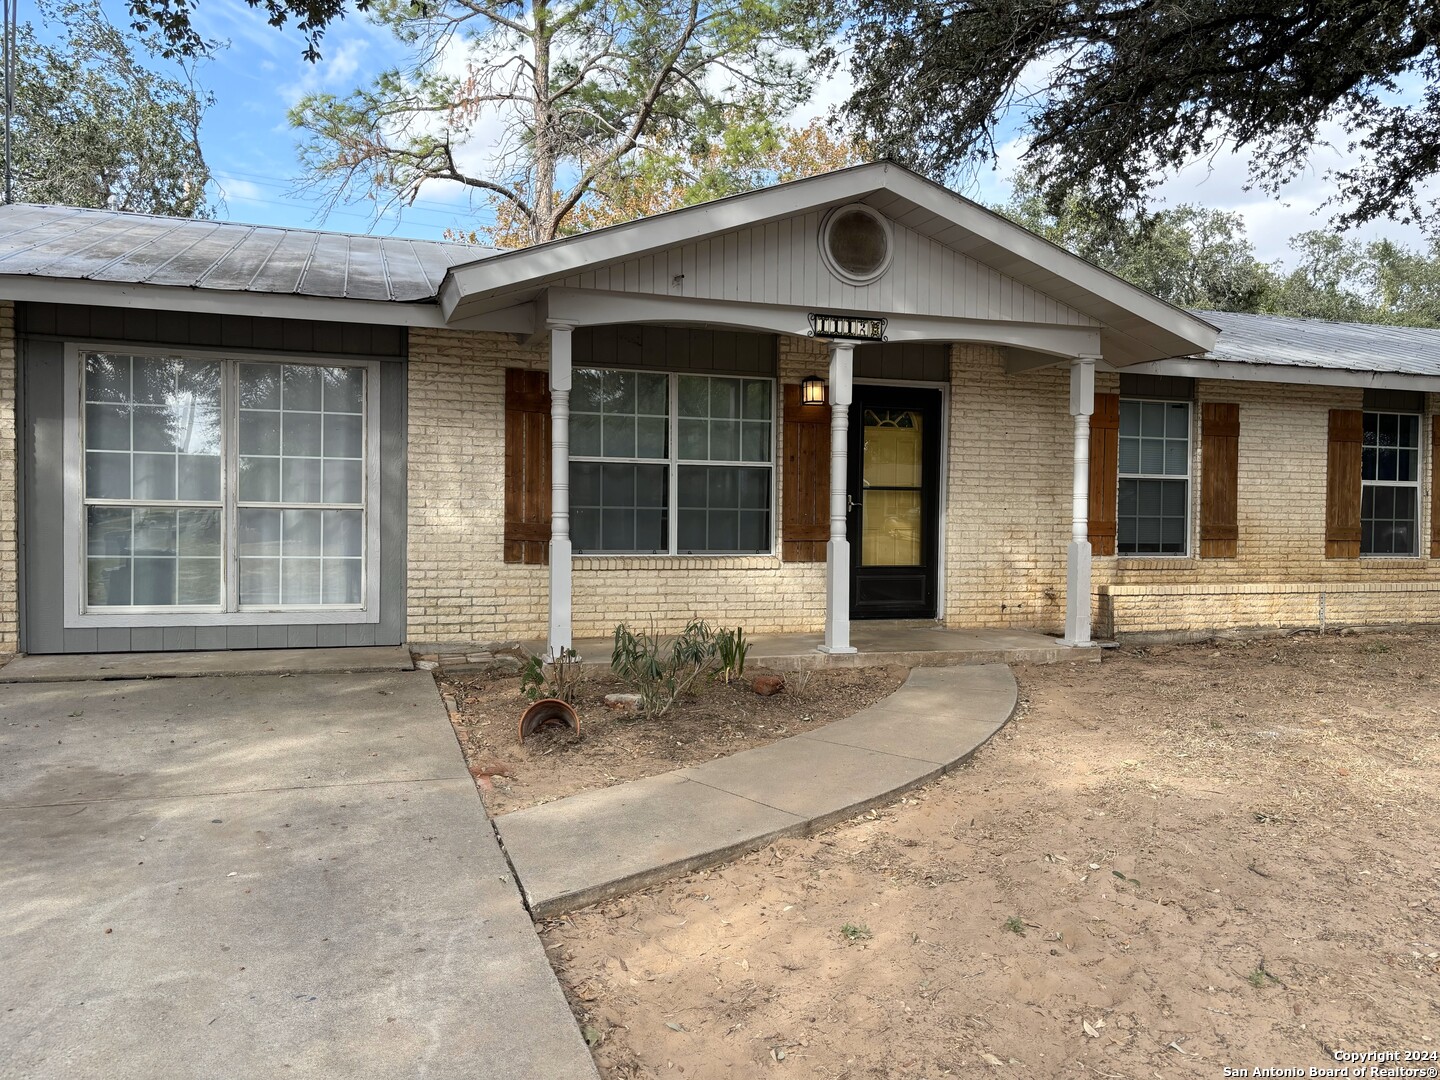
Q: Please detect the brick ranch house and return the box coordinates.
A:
[0,161,1436,658]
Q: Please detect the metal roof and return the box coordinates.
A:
[1196,309,1440,377]
[0,204,497,303]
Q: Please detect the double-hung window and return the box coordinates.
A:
[1117,399,1190,555]
[570,369,773,555]
[1361,411,1421,556]
[73,348,377,622]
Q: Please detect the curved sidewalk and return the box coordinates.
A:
[495,664,1018,917]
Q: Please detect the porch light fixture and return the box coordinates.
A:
[802,374,827,405]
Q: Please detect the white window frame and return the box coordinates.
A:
[1117,397,1192,558]
[62,343,382,627]
[1360,409,1422,558]
[569,367,777,557]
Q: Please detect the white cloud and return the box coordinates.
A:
[213,175,268,203]
[277,34,374,107]
[1150,128,1438,265]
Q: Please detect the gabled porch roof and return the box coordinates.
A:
[441,161,1219,367]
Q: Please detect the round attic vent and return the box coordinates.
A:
[820,204,893,285]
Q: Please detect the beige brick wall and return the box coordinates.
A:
[946,352,1440,635]
[406,327,550,643]
[407,326,1440,645]
[405,329,827,644]
[1092,377,1440,635]
[944,344,1073,630]
[0,301,15,654]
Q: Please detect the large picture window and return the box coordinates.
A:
[570,369,773,555]
[1361,411,1421,556]
[1117,399,1190,555]
[75,348,376,619]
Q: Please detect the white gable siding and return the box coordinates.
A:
[558,212,1098,327]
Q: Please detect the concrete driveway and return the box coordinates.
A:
[0,669,597,1080]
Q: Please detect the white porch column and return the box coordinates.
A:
[547,323,574,659]
[1062,356,1098,647]
[819,342,857,654]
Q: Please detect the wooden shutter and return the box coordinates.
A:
[1199,402,1240,558]
[1087,393,1119,556]
[1432,416,1440,558]
[1325,408,1363,559]
[504,368,551,565]
[781,383,829,562]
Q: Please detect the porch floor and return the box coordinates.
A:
[562,623,1097,670]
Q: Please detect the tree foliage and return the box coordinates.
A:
[1266,232,1440,326]
[16,0,212,216]
[289,0,838,245]
[999,178,1273,312]
[845,0,1440,231]
[995,178,1440,328]
[128,0,367,61]
[465,119,865,248]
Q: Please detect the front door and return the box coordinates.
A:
[847,386,941,619]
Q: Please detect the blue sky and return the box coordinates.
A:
[27,1,1437,265]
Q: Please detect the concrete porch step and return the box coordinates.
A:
[547,624,1095,671]
[0,646,415,683]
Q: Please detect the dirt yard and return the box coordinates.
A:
[539,629,1440,1078]
[443,665,907,815]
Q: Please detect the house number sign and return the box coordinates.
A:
[808,313,888,341]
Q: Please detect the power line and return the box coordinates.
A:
[212,164,498,219]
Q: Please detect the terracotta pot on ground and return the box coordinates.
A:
[519,698,580,742]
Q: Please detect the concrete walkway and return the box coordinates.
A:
[0,670,597,1080]
[496,663,1018,917]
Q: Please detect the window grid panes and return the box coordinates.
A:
[236,364,366,607]
[1117,399,1190,556]
[1361,411,1420,556]
[81,351,369,612]
[83,353,224,608]
[570,369,773,555]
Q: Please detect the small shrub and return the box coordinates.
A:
[520,646,581,704]
[1246,965,1281,989]
[1003,916,1026,935]
[840,922,872,943]
[714,625,749,684]
[611,620,718,719]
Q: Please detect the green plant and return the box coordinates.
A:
[1246,964,1282,989]
[1003,916,1026,935]
[611,620,720,719]
[840,923,872,943]
[520,647,581,704]
[714,625,749,684]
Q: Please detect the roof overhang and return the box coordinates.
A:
[1119,355,1440,393]
[0,275,453,329]
[439,161,1219,366]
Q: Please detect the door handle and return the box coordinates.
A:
[847,494,860,512]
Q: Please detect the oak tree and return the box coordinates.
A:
[16,0,212,216]
[845,0,1440,230]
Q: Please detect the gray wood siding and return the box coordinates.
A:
[855,343,950,383]
[18,311,407,653]
[558,214,1098,327]
[575,326,776,375]
[19,302,408,358]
